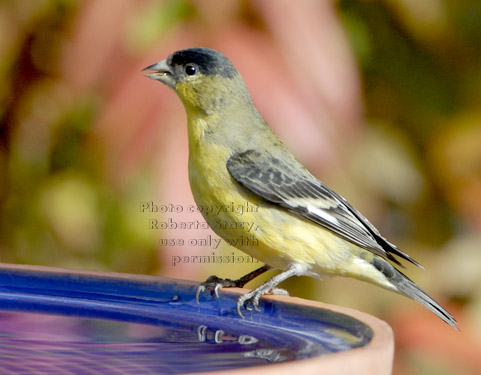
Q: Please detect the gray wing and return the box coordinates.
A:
[226,149,422,268]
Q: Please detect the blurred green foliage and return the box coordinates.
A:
[0,1,158,272]
[339,0,481,243]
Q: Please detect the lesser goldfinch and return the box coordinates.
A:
[143,48,457,329]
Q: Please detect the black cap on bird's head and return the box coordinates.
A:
[143,48,249,113]
[170,48,237,78]
[143,48,237,88]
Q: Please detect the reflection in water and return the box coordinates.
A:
[0,267,373,374]
[196,324,259,345]
[0,311,290,374]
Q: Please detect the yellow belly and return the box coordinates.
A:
[187,125,395,291]
[188,142,352,274]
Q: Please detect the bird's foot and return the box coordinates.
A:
[236,286,289,317]
[195,265,272,304]
[195,275,244,303]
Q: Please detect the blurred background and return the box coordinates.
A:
[0,0,480,373]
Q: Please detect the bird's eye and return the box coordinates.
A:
[185,64,197,76]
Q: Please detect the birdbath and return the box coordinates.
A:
[0,263,393,374]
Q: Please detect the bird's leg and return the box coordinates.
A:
[237,265,302,317]
[195,264,271,303]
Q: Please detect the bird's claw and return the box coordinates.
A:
[236,287,289,317]
[195,282,224,304]
[196,272,290,318]
[195,275,240,303]
[195,285,206,304]
[214,283,222,298]
[236,290,262,317]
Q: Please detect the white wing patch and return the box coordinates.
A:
[307,206,340,226]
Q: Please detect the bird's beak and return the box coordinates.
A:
[142,60,176,88]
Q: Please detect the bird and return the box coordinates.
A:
[143,47,458,329]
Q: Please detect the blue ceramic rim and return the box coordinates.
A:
[0,264,373,362]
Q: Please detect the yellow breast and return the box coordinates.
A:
[186,116,378,282]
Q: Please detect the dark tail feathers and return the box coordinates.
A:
[371,257,458,330]
[392,268,458,330]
